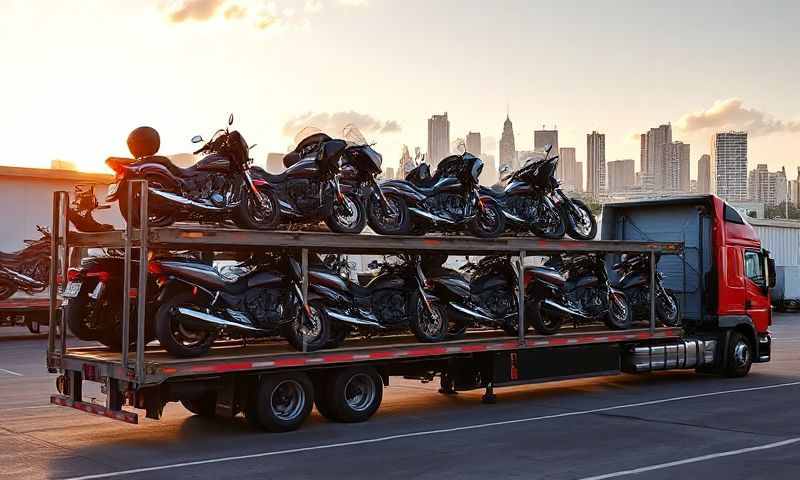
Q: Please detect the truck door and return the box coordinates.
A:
[720,247,746,315]
[743,249,771,332]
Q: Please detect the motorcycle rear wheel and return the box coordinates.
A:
[527,300,562,335]
[118,176,176,228]
[563,198,597,240]
[155,291,217,357]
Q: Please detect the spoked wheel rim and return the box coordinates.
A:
[270,380,306,421]
[608,294,629,324]
[344,373,377,412]
[658,291,679,323]
[571,205,593,238]
[169,306,210,348]
[246,189,275,226]
[335,195,361,230]
[372,196,404,230]
[416,300,445,338]
[297,304,324,343]
[733,340,751,368]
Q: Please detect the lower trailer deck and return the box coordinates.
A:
[50,325,683,387]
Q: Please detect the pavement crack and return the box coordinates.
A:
[591,411,792,438]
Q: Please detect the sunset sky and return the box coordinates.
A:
[1,0,798,177]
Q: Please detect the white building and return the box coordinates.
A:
[586,131,606,198]
[427,113,450,166]
[465,131,481,156]
[711,131,748,201]
[748,164,787,207]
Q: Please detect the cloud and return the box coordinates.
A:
[282,111,402,140]
[223,4,247,20]
[167,0,224,23]
[676,98,800,137]
[338,0,368,6]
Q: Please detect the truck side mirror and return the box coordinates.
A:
[767,256,776,289]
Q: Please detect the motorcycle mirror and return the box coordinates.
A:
[191,135,203,144]
[368,260,379,269]
[544,144,553,154]
[228,113,234,126]
[249,144,257,150]
[499,165,511,174]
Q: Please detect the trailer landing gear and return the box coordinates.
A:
[438,373,457,395]
[481,383,496,404]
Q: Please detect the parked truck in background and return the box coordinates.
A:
[602,194,775,375]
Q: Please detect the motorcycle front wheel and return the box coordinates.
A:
[410,292,448,342]
[283,300,331,352]
[236,188,279,230]
[325,192,367,234]
[531,200,566,239]
[469,200,506,238]
[656,288,682,327]
[604,291,633,330]
[367,193,411,235]
[563,198,597,240]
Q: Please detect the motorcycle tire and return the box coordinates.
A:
[63,289,97,341]
[0,278,17,301]
[527,300,562,335]
[531,201,566,239]
[656,289,682,327]
[325,192,367,234]
[235,187,279,230]
[155,291,217,358]
[118,176,176,228]
[604,291,633,330]
[367,193,411,235]
[409,293,448,342]
[563,198,597,240]
[283,300,331,352]
[469,200,506,238]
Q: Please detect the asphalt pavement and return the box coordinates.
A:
[1,314,799,480]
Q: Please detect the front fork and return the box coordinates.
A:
[415,260,434,316]
[331,176,354,216]
[243,169,267,208]
[371,178,396,215]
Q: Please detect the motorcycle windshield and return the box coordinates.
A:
[293,127,333,153]
[343,124,368,146]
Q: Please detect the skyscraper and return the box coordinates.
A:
[697,154,711,193]
[398,145,414,178]
[575,161,584,193]
[559,147,577,191]
[606,159,635,194]
[586,131,606,197]
[671,141,690,192]
[466,131,481,156]
[641,124,672,191]
[499,115,516,171]
[711,131,748,201]
[534,128,559,177]
[427,113,450,166]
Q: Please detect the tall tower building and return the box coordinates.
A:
[534,127,559,177]
[465,131,482,156]
[606,159,635,194]
[499,115,516,171]
[697,154,711,194]
[671,141,690,192]
[642,124,673,191]
[575,161,584,193]
[711,131,748,201]
[559,147,577,191]
[427,113,450,166]
[586,131,606,198]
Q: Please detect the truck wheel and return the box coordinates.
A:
[319,367,383,423]
[246,372,314,432]
[181,393,217,417]
[724,331,753,378]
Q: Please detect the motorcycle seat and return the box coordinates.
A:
[158,260,249,294]
[258,170,290,184]
[141,155,195,177]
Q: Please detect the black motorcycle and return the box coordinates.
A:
[284,253,448,351]
[149,253,303,357]
[526,253,631,334]
[255,126,378,234]
[424,254,523,338]
[62,255,158,350]
[0,226,50,301]
[368,151,505,237]
[106,114,278,230]
[67,184,114,233]
[612,253,681,327]
[480,145,596,240]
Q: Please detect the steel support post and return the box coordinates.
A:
[135,180,149,383]
[121,183,133,370]
[47,192,61,355]
[301,248,309,353]
[59,192,69,356]
[517,250,526,345]
[650,250,656,333]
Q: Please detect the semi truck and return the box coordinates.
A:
[46,190,774,432]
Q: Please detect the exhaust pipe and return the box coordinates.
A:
[449,302,498,324]
[408,207,457,225]
[175,307,265,333]
[149,189,230,213]
[540,298,592,320]
[502,210,527,225]
[326,308,382,328]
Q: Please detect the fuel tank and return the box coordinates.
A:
[528,266,565,288]
[309,267,348,292]
[194,154,230,173]
[504,179,533,196]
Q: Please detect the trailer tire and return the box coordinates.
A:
[246,372,314,432]
[723,331,753,378]
[181,394,217,418]
[320,367,383,423]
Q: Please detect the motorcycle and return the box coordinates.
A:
[0,226,51,301]
[62,255,159,350]
[149,252,302,357]
[255,126,378,234]
[105,114,278,230]
[284,253,448,351]
[67,184,114,233]
[425,254,524,338]
[480,144,596,240]
[368,150,505,237]
[612,253,681,327]
[526,253,632,334]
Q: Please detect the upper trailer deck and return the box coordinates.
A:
[64,225,684,256]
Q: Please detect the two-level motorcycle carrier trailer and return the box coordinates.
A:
[45,184,725,429]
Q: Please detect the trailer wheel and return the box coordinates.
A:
[317,367,383,423]
[181,394,217,418]
[246,373,314,432]
[724,331,753,378]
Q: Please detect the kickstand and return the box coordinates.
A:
[482,383,497,404]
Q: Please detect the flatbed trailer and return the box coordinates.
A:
[0,297,51,334]
[45,186,752,431]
